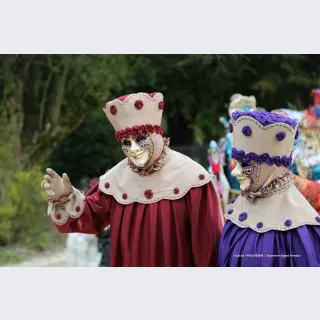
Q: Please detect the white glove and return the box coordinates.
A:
[41,168,73,202]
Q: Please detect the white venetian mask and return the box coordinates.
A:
[231,161,252,191]
[121,135,154,168]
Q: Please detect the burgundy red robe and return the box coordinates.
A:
[51,181,222,267]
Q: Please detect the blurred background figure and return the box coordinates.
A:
[79,177,99,195]
[271,89,320,213]
[97,225,110,267]
[293,175,320,214]
[272,89,320,181]
[207,140,230,224]
[66,232,102,267]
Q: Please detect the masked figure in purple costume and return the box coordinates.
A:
[219,111,320,267]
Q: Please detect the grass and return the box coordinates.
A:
[0,249,24,266]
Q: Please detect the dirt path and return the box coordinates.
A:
[4,248,68,267]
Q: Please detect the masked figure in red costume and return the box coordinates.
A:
[41,92,222,267]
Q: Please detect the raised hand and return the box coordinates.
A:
[41,168,73,202]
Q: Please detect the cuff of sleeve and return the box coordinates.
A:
[48,187,85,225]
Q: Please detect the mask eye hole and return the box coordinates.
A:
[121,139,131,153]
[241,163,252,177]
[136,135,146,143]
[122,139,131,148]
[122,139,131,147]
[136,135,150,148]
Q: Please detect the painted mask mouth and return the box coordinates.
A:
[133,152,144,159]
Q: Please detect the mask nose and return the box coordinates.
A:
[129,140,141,153]
[231,161,242,177]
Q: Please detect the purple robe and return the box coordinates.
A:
[219,221,320,267]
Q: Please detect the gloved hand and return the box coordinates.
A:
[41,168,73,202]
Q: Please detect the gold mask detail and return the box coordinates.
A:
[121,134,154,169]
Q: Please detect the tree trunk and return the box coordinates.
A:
[19,55,72,170]
[0,55,33,169]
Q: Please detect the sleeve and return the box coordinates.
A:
[47,182,111,234]
[186,181,223,267]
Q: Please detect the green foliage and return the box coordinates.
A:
[0,206,15,244]
[0,250,23,266]
[0,138,20,204]
[8,169,47,244]
[0,54,134,169]
[134,54,320,144]
[0,166,65,249]
[0,128,21,244]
